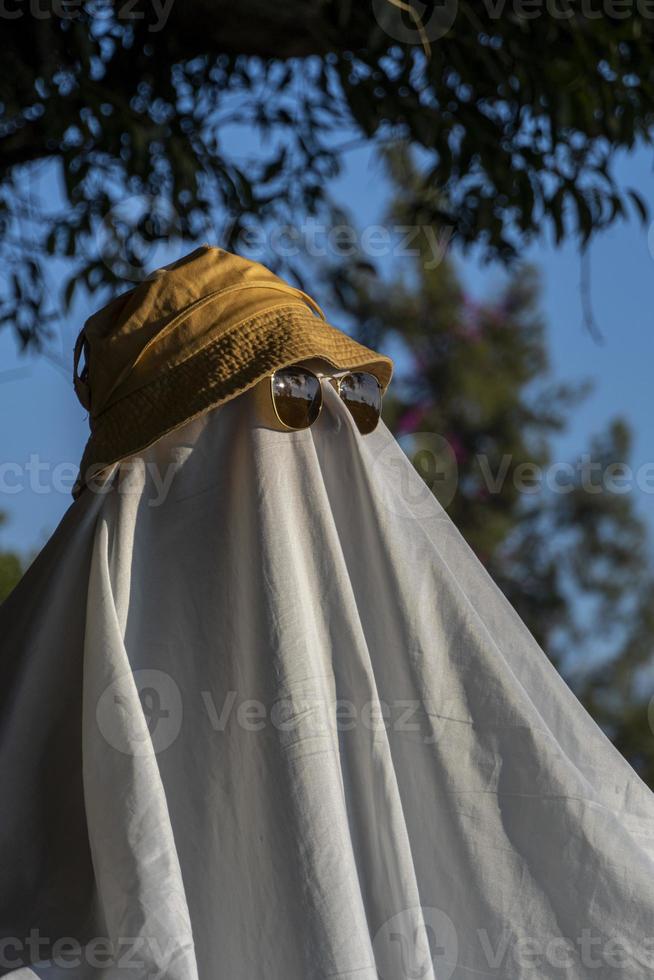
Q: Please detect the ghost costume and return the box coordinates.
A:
[1,381,653,980]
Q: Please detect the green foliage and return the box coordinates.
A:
[0,552,23,604]
[324,162,654,786]
[1,2,654,346]
[0,514,23,603]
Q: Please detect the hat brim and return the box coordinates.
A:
[74,305,393,497]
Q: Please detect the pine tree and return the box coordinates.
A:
[324,154,654,786]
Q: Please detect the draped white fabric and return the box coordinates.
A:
[1,384,653,980]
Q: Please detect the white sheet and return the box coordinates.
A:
[1,383,653,979]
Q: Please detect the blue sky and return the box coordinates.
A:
[0,143,652,557]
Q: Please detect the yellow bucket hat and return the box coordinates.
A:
[73,245,393,496]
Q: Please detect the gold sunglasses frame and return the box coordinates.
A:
[267,365,383,435]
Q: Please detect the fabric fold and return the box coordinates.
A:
[81,513,199,980]
[1,383,653,979]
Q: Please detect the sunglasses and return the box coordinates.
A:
[256,365,383,435]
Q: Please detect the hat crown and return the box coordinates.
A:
[74,246,319,416]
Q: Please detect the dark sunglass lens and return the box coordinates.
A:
[271,367,322,429]
[338,372,382,434]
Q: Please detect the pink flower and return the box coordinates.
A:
[396,402,431,435]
